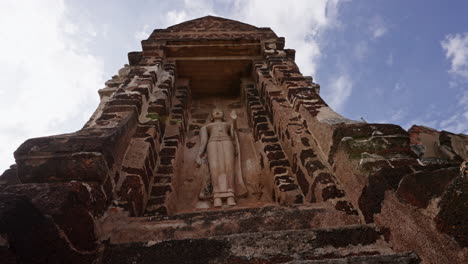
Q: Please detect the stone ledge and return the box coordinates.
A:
[102,224,396,264]
[14,110,139,184]
[106,204,360,244]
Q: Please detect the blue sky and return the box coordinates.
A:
[1,0,467,172]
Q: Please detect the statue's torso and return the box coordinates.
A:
[206,122,231,142]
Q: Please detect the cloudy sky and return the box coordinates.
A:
[1,0,467,172]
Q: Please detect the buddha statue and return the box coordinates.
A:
[196,108,246,207]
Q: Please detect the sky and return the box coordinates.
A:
[1,0,467,172]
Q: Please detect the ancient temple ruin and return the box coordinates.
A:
[1,16,467,264]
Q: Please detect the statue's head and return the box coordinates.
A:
[211,108,224,121]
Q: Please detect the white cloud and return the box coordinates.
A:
[135,24,151,40]
[394,82,402,91]
[375,87,384,96]
[386,52,393,66]
[164,0,216,28]
[369,16,387,39]
[0,0,104,171]
[353,40,369,60]
[401,90,468,134]
[442,32,468,80]
[390,108,406,122]
[439,33,468,134]
[325,75,353,112]
[371,25,386,39]
[167,10,189,26]
[232,0,344,76]
[438,90,468,134]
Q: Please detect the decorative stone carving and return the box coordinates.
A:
[196,108,247,207]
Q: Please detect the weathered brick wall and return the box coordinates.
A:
[0,49,176,261]
[252,42,359,216]
[146,74,191,215]
[241,79,303,205]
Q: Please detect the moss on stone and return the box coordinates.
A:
[146,113,160,120]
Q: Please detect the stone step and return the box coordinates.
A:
[286,252,420,264]
[102,225,405,264]
[104,204,361,244]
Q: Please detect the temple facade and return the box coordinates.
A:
[0,16,467,264]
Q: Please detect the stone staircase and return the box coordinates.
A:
[100,204,420,263]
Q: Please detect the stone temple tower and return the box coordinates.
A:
[0,16,466,264]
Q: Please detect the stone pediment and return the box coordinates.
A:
[166,15,260,32]
[144,15,277,42]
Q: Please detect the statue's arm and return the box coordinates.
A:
[196,126,208,165]
[230,123,239,157]
[229,110,238,138]
[229,118,239,156]
[230,123,235,138]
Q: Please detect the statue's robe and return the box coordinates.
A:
[198,126,247,200]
